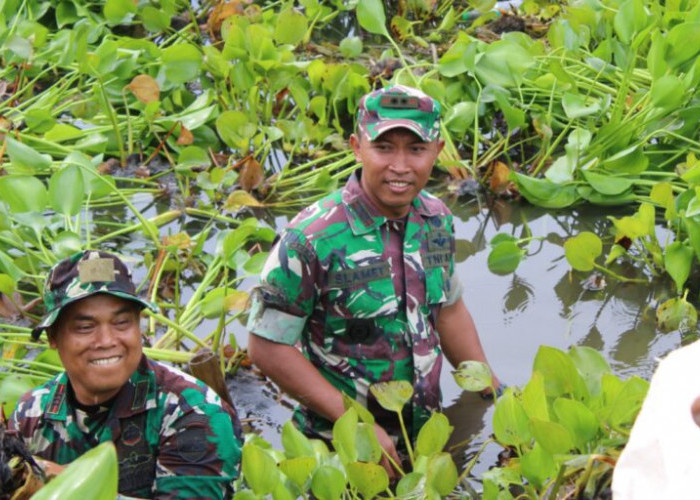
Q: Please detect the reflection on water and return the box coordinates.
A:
[441,196,695,484]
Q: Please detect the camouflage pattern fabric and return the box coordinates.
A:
[356,84,441,143]
[9,356,242,499]
[247,173,460,444]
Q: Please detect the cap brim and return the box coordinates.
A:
[368,122,435,142]
[31,291,158,341]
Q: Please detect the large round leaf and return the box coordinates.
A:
[347,462,388,498]
[487,241,524,275]
[355,0,389,38]
[49,165,85,216]
[369,380,413,413]
[0,374,34,415]
[0,175,47,213]
[162,44,202,84]
[311,466,346,500]
[664,241,694,293]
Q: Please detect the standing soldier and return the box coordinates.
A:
[10,250,242,499]
[247,84,500,476]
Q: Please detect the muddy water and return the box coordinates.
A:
[229,194,693,483]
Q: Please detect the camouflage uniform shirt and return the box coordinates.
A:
[247,172,461,442]
[10,355,242,499]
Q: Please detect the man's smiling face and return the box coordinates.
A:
[50,293,143,405]
[351,128,444,219]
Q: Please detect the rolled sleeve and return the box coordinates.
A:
[444,267,463,306]
[247,294,307,345]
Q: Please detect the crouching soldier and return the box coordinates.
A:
[9,250,242,499]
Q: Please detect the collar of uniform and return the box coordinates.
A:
[342,171,444,235]
[44,355,154,421]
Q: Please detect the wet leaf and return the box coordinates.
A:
[241,443,279,495]
[32,442,117,499]
[126,74,160,103]
[530,418,574,454]
[281,421,314,458]
[656,296,698,333]
[487,241,524,275]
[553,397,599,450]
[339,36,362,58]
[347,461,388,498]
[162,44,202,85]
[452,360,493,392]
[533,345,588,400]
[522,371,549,421]
[356,0,390,38]
[279,457,316,489]
[0,374,33,415]
[569,346,610,396]
[224,191,262,210]
[415,413,452,457]
[582,170,633,196]
[511,172,580,208]
[311,466,345,500]
[664,241,694,292]
[564,231,602,272]
[49,165,85,216]
[426,452,458,496]
[369,380,413,413]
[493,390,531,447]
[274,7,308,46]
[520,443,556,489]
[5,137,52,174]
[0,175,48,213]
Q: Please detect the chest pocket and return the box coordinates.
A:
[323,260,400,359]
[423,227,453,305]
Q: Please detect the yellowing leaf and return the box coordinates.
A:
[224,190,262,210]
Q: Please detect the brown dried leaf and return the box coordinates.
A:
[162,232,192,250]
[0,292,21,320]
[490,161,512,193]
[224,290,249,312]
[208,1,245,39]
[134,165,150,178]
[177,125,194,145]
[0,115,9,141]
[126,74,160,104]
[98,157,120,174]
[239,157,264,192]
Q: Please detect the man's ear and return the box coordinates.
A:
[436,139,445,155]
[47,328,58,349]
[349,134,361,159]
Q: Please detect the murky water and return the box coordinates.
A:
[223,190,694,484]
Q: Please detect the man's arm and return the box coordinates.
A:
[247,334,401,478]
[436,299,501,391]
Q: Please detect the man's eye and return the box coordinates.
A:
[75,324,93,333]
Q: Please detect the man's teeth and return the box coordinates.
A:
[389,181,409,187]
[91,356,121,365]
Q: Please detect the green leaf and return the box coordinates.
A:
[396,472,425,498]
[530,418,574,455]
[369,380,413,413]
[475,40,535,88]
[564,231,602,272]
[603,145,649,174]
[562,92,601,118]
[274,7,308,46]
[332,407,358,464]
[452,360,493,392]
[487,241,524,275]
[520,443,556,489]
[0,274,15,296]
[425,453,459,496]
[279,457,316,489]
[656,296,698,333]
[664,241,694,292]
[311,466,346,500]
[684,216,700,260]
[604,376,649,429]
[52,231,83,259]
[24,108,56,133]
[5,137,52,174]
[140,5,171,31]
[493,390,531,447]
[553,398,599,450]
[667,22,700,68]
[511,173,580,208]
[32,442,117,499]
[103,0,137,24]
[521,371,549,421]
[339,36,363,58]
[651,75,686,111]
[342,393,375,424]
[281,420,313,458]
[347,462,389,498]
[568,346,610,397]
[444,101,478,137]
[533,346,588,401]
[582,170,634,196]
[613,0,649,44]
[0,374,34,415]
[415,413,452,456]
[241,443,279,495]
[0,175,48,213]
[162,44,203,85]
[49,165,85,216]
[216,110,256,150]
[177,146,210,170]
[356,0,390,38]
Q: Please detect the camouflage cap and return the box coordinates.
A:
[356,84,441,142]
[31,250,157,340]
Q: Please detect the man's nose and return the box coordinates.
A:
[93,325,118,347]
[388,150,410,172]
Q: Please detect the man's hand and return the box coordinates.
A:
[373,423,402,480]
